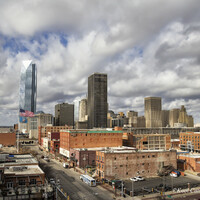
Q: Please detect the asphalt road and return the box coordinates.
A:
[39,158,113,200]
[123,175,200,196]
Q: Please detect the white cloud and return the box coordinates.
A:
[0,0,200,125]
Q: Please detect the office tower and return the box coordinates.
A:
[79,98,88,122]
[161,110,170,127]
[74,99,81,122]
[55,103,74,127]
[88,73,107,129]
[144,97,162,128]
[169,108,180,127]
[19,60,37,113]
[186,115,194,127]
[178,105,187,124]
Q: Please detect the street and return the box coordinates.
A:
[39,157,114,200]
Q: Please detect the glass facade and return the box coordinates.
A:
[19,60,37,113]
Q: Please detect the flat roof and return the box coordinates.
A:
[0,154,38,165]
[61,129,123,133]
[179,154,200,158]
[72,146,135,151]
[4,165,44,175]
[98,147,173,154]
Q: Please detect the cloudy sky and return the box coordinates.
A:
[0,0,200,126]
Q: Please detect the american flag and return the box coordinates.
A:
[19,109,34,117]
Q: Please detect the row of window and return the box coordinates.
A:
[6,179,37,188]
[96,155,104,161]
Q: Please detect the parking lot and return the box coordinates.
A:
[122,174,200,196]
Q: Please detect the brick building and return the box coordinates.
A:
[38,125,67,145]
[0,133,16,146]
[180,132,200,152]
[178,154,200,172]
[0,154,48,199]
[171,139,180,150]
[60,129,123,158]
[69,148,96,168]
[123,133,171,150]
[96,148,177,179]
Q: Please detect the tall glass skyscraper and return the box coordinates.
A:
[19,60,37,113]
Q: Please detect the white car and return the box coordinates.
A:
[135,176,144,181]
[170,173,178,178]
[50,178,55,184]
[130,177,138,182]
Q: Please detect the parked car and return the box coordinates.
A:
[130,177,138,182]
[50,178,55,185]
[170,173,178,177]
[135,176,145,181]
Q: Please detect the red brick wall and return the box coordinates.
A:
[0,133,16,146]
[97,150,177,179]
[60,131,123,150]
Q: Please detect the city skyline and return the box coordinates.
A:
[0,1,200,125]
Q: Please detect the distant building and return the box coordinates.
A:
[59,129,123,158]
[88,73,107,129]
[55,103,74,127]
[19,60,37,133]
[27,113,53,139]
[169,108,180,127]
[161,110,169,127]
[79,98,88,122]
[0,132,16,146]
[19,60,37,113]
[145,97,162,128]
[96,148,177,179]
[38,125,68,145]
[123,133,171,150]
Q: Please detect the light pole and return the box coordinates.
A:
[121,181,124,197]
[131,180,134,197]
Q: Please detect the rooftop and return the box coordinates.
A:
[0,154,38,166]
[4,165,44,175]
[61,129,123,133]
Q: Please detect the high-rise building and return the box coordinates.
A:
[19,60,37,113]
[88,73,107,129]
[169,108,180,127]
[79,98,88,122]
[161,110,170,127]
[144,97,162,128]
[55,103,74,127]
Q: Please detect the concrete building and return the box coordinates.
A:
[55,103,74,127]
[162,110,169,127]
[38,125,68,145]
[0,132,16,146]
[27,112,53,139]
[169,108,180,127]
[79,98,88,122]
[123,133,171,150]
[96,148,177,179]
[59,129,123,158]
[145,97,162,128]
[88,73,107,129]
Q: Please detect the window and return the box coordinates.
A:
[152,155,155,157]
[126,157,128,160]
[19,179,26,186]
[120,165,123,167]
[102,157,104,162]
[7,182,13,189]
[142,156,145,158]
[114,157,116,160]
[126,172,128,175]
[30,179,37,185]
[142,163,144,165]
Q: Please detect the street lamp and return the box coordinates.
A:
[131,180,134,197]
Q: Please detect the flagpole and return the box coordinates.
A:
[17,113,20,153]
